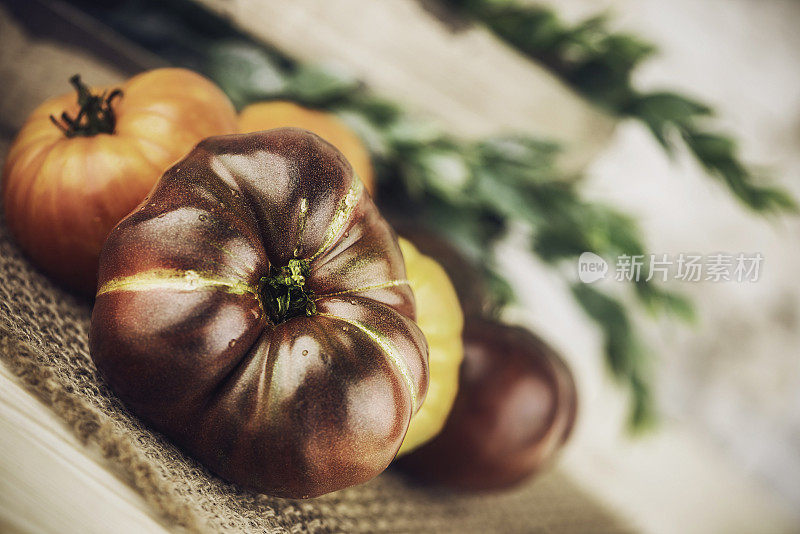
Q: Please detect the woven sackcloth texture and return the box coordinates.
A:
[0,225,636,534]
[0,5,632,533]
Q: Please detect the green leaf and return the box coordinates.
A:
[345,94,403,125]
[476,136,560,180]
[421,199,505,265]
[629,374,658,432]
[384,117,446,148]
[684,131,798,213]
[628,91,712,150]
[415,149,473,198]
[285,63,359,105]
[205,41,287,108]
[572,283,655,430]
[533,200,646,262]
[334,110,392,159]
[445,0,796,214]
[634,281,696,322]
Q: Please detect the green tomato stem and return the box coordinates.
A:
[258,258,316,324]
[49,75,122,137]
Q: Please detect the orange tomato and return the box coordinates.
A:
[238,101,375,194]
[2,68,238,294]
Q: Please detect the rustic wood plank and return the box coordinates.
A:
[196,0,617,173]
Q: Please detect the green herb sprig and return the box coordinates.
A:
[86,0,694,428]
[444,0,796,213]
[206,39,692,426]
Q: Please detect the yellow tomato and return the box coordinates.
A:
[397,238,464,455]
[238,101,375,194]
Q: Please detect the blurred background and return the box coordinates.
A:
[1,0,799,532]
[522,1,800,532]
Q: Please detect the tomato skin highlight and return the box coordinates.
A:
[239,101,376,195]
[90,128,429,498]
[397,318,577,491]
[2,68,238,295]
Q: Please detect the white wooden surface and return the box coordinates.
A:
[197,0,617,174]
[0,363,169,534]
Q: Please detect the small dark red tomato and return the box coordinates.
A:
[397,318,577,491]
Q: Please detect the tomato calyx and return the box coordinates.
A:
[49,75,123,138]
[259,258,317,324]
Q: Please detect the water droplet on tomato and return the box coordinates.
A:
[184,270,199,287]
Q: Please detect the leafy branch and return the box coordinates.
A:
[85,0,692,428]
[444,0,796,213]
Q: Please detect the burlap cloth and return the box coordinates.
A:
[0,6,632,533]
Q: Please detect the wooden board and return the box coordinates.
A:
[196,0,617,173]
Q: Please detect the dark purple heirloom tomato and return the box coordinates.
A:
[89,128,429,498]
[398,318,576,491]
